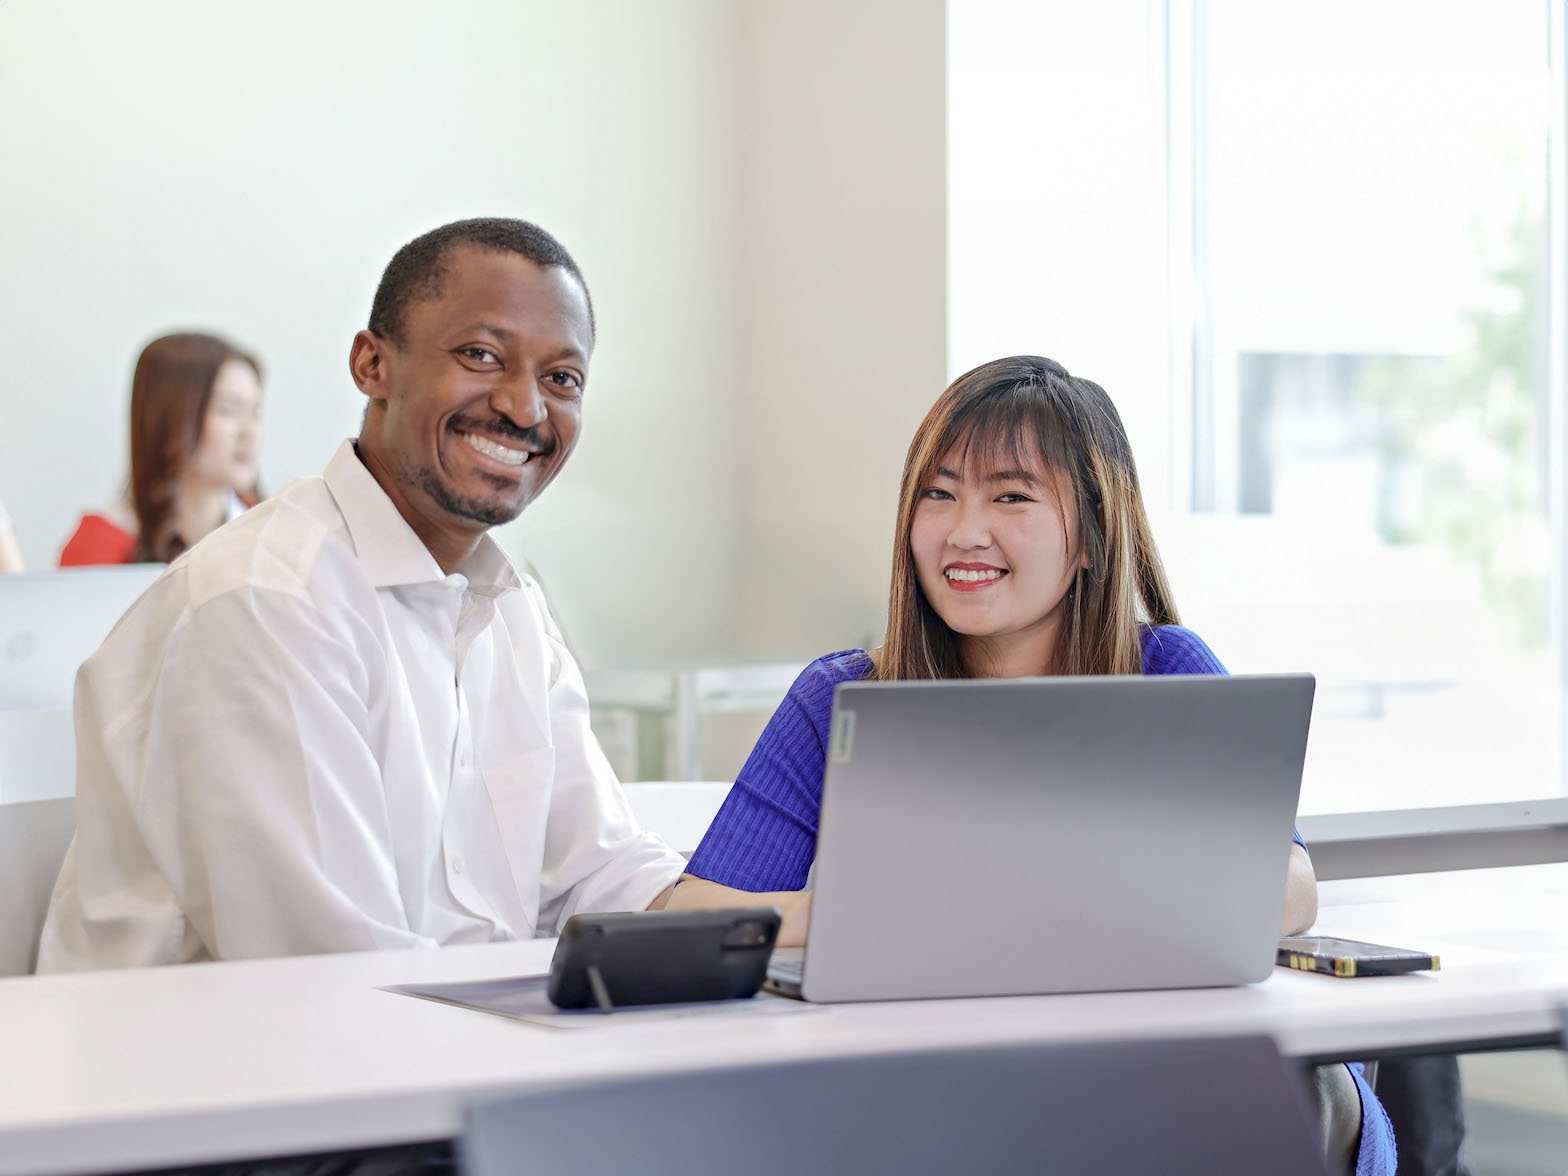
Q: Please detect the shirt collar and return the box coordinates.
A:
[322,439,521,596]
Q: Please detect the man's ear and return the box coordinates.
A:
[349,330,390,401]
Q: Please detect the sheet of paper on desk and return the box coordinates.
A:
[383,974,819,1030]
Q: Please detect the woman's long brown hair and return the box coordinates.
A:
[871,356,1179,681]
[128,333,261,563]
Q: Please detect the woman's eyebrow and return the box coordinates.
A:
[982,468,1041,485]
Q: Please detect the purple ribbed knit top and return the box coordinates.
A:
[686,625,1305,891]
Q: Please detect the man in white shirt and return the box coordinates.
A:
[38,218,687,969]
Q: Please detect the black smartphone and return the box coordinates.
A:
[1277,935,1440,978]
[547,907,782,1011]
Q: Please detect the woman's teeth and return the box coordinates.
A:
[946,568,1003,582]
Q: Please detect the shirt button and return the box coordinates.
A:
[458,752,470,770]
[452,857,467,876]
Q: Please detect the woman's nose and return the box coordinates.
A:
[947,501,992,549]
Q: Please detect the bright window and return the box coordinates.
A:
[949,0,1563,814]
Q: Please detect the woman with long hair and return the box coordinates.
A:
[60,332,263,565]
[670,356,1393,1174]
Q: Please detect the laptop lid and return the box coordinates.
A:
[796,673,1314,1003]
[0,565,163,709]
[462,1034,1329,1176]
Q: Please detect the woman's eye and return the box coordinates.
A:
[997,492,1034,504]
[919,487,954,501]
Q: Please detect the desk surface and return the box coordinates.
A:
[2,864,1566,1176]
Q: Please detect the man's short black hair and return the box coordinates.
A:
[367,217,596,345]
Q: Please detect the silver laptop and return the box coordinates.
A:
[767,673,1314,1003]
[0,565,163,709]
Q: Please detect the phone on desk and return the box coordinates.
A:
[1277,935,1439,978]
[547,907,781,1011]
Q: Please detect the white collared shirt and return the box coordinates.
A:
[38,441,684,970]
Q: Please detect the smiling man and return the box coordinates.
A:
[38,219,686,970]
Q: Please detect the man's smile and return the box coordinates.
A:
[455,428,534,468]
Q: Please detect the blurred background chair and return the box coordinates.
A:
[0,797,74,975]
[620,781,730,857]
[586,662,804,781]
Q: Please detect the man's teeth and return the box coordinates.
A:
[459,431,531,467]
[946,568,1004,583]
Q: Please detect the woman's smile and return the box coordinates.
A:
[943,561,1008,592]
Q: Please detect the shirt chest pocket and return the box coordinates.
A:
[470,746,556,924]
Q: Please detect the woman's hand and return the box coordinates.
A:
[1281,842,1319,935]
[654,875,813,947]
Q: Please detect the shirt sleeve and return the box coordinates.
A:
[1141,624,1229,675]
[685,660,843,892]
[46,577,437,968]
[528,584,686,933]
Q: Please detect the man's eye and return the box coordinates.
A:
[547,371,583,390]
[460,347,499,365]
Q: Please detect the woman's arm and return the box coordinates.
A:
[662,876,812,946]
[1281,842,1318,935]
[644,656,858,948]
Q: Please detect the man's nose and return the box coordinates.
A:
[491,371,548,428]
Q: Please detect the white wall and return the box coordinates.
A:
[734,0,948,659]
[0,0,744,663]
[948,1,1173,502]
[0,0,947,671]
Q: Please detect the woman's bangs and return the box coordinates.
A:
[934,385,1076,488]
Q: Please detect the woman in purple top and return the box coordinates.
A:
[667,356,1394,1175]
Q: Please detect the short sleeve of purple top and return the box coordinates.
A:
[685,625,1306,892]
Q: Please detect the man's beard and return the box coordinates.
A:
[406,458,524,527]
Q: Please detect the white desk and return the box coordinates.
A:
[2,865,1565,1176]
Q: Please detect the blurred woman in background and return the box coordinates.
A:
[0,495,23,571]
[60,333,263,566]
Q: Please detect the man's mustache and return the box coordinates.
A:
[450,415,555,455]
